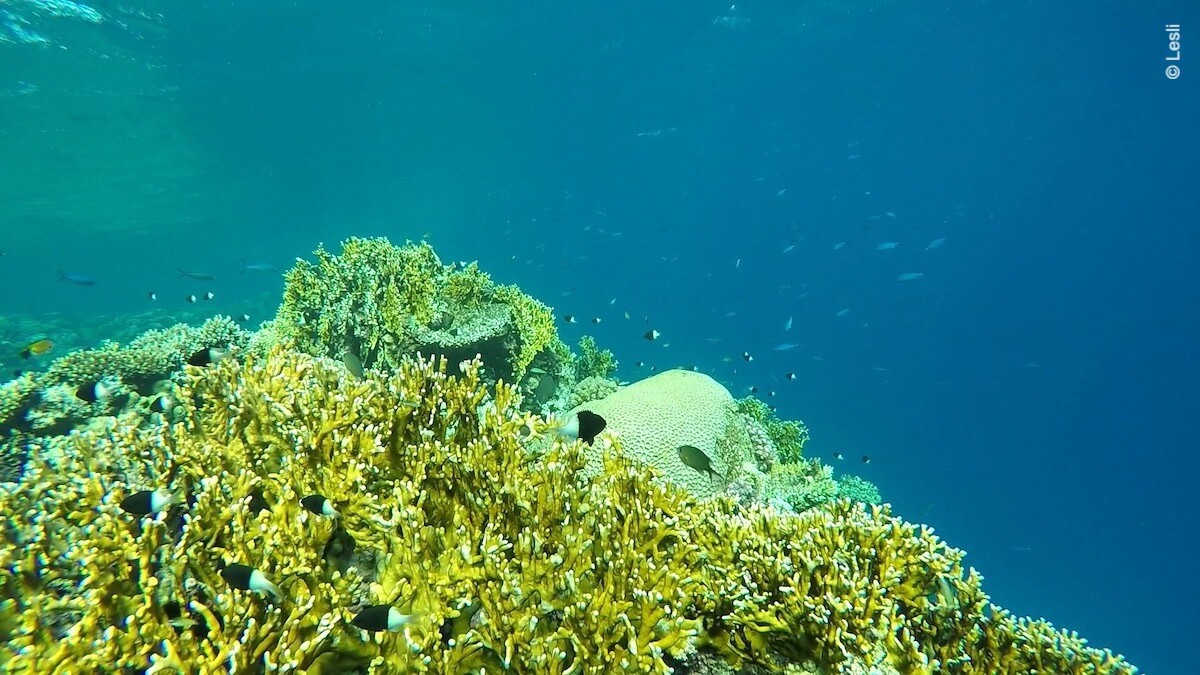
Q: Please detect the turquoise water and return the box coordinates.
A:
[2,1,1198,672]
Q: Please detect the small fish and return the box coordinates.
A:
[677,445,723,482]
[773,342,801,351]
[351,605,415,632]
[897,272,925,281]
[836,308,850,318]
[178,269,216,281]
[784,316,793,331]
[591,317,602,324]
[735,258,741,267]
[220,563,281,600]
[238,313,251,322]
[203,291,215,301]
[187,347,229,367]
[926,237,946,250]
[861,455,871,464]
[557,410,607,445]
[643,329,660,341]
[742,351,753,362]
[748,385,758,394]
[781,243,796,253]
[562,315,577,324]
[886,211,897,218]
[767,390,776,397]
[833,452,844,460]
[149,394,175,414]
[300,495,339,518]
[623,311,631,320]
[342,352,364,379]
[785,372,797,381]
[240,259,278,273]
[875,242,899,251]
[833,242,846,250]
[186,294,197,303]
[20,338,52,359]
[58,271,95,286]
[75,381,112,403]
[560,286,576,298]
[120,489,174,516]
[609,297,616,305]
[147,291,158,301]
[635,360,645,368]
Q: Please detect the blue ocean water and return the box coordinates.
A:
[2,1,1198,672]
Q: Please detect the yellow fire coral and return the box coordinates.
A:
[0,349,1137,674]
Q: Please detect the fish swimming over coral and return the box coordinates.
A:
[677,444,723,482]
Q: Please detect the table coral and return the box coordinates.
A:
[0,349,1138,675]
[271,237,565,382]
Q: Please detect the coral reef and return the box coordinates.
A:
[269,237,567,384]
[567,368,750,500]
[574,335,617,381]
[0,348,1136,674]
[736,397,810,464]
[567,375,620,409]
[835,474,883,506]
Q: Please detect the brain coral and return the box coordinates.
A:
[567,369,750,500]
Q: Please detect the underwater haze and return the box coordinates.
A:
[3,0,1199,672]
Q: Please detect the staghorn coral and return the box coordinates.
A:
[271,237,564,382]
[0,348,1137,674]
[761,460,839,514]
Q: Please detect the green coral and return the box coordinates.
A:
[575,335,617,380]
[835,474,882,506]
[0,348,1137,674]
[736,396,810,464]
[762,460,838,513]
[273,238,563,382]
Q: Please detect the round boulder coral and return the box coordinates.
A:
[567,368,750,500]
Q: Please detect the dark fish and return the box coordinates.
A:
[300,495,339,518]
[178,269,217,281]
[147,291,158,301]
[188,347,229,367]
[834,452,844,460]
[643,329,660,341]
[558,410,607,445]
[220,563,281,599]
[562,315,577,324]
[742,352,753,362]
[342,352,364,379]
[575,410,606,444]
[75,381,112,402]
[861,455,871,464]
[20,338,52,359]
[186,294,197,303]
[785,372,797,381]
[58,271,95,286]
[203,291,215,301]
[677,445,723,482]
[748,385,758,394]
[351,605,414,632]
[120,489,173,516]
[591,317,602,324]
[635,361,644,368]
[240,259,278,273]
[237,313,251,322]
[149,394,174,414]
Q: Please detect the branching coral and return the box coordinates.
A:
[0,349,1138,675]
[271,237,564,382]
[736,396,810,464]
[575,335,617,381]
